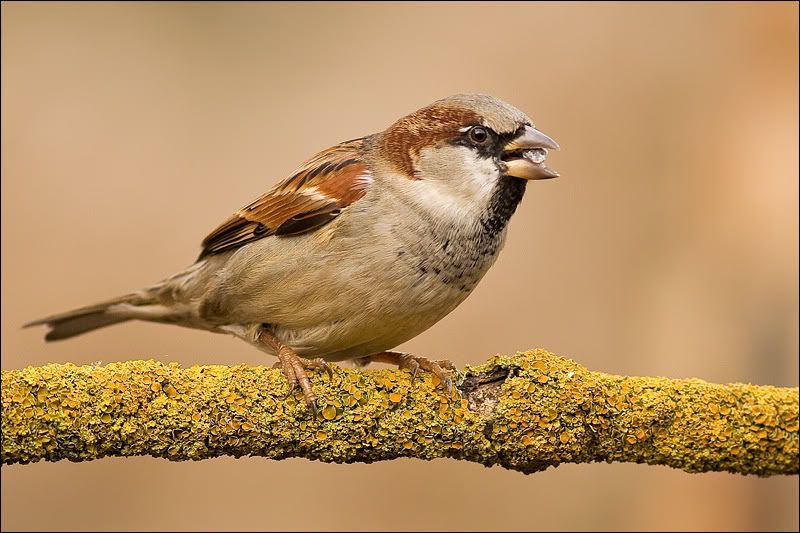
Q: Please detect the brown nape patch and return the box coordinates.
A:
[380,103,482,179]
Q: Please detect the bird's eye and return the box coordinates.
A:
[468,126,489,145]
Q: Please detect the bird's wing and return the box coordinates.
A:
[199,138,372,259]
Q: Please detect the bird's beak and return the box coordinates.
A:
[502,125,560,180]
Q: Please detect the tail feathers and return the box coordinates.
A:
[24,293,148,341]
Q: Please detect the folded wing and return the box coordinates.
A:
[199,138,372,259]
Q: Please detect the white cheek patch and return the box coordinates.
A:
[409,145,499,220]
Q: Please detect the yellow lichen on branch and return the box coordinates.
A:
[2,350,798,475]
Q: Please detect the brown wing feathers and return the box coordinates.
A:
[199,138,371,259]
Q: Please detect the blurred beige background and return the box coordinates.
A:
[2,2,798,531]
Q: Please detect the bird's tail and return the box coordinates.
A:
[23,292,156,341]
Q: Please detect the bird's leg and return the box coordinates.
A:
[357,351,456,393]
[257,326,332,419]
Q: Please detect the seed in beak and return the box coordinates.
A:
[524,148,548,165]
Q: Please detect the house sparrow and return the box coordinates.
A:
[25,94,559,416]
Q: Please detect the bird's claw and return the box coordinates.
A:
[263,331,329,419]
[410,364,419,384]
[441,374,454,395]
[308,399,319,421]
[283,382,297,400]
[315,359,334,380]
[364,351,455,394]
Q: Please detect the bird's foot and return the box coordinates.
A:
[358,351,456,394]
[271,349,333,419]
[259,328,332,419]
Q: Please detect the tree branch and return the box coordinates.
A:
[2,350,797,475]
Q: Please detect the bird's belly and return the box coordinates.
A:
[203,208,505,360]
[272,273,475,360]
[268,243,499,360]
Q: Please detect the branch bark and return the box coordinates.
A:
[2,350,797,475]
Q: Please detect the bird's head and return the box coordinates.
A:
[374,94,559,215]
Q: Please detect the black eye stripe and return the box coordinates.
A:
[448,124,520,161]
[450,125,498,157]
